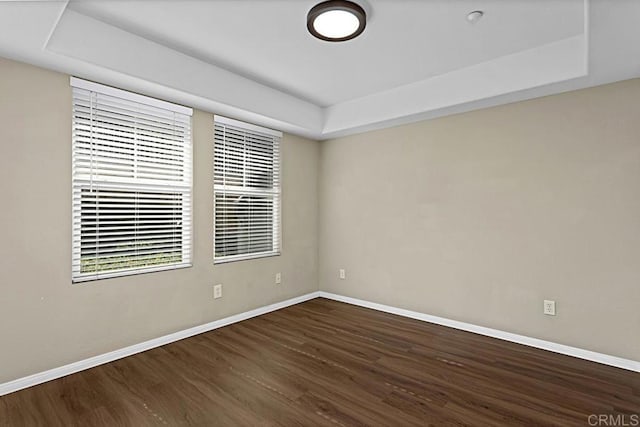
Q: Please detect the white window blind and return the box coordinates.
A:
[214,116,281,263]
[71,77,193,282]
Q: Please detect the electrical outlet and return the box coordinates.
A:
[339,269,346,280]
[543,300,556,316]
[275,272,282,285]
[213,284,223,299]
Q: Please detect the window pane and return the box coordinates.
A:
[214,192,274,258]
[214,118,281,263]
[80,189,185,274]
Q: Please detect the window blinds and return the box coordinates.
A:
[214,116,281,263]
[71,77,193,282]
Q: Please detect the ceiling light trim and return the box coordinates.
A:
[307,0,366,42]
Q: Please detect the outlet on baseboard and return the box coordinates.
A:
[339,269,346,280]
[275,272,282,285]
[543,300,556,316]
[213,284,223,299]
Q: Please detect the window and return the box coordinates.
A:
[214,116,281,263]
[71,78,192,282]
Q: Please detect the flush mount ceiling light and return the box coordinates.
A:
[307,0,367,42]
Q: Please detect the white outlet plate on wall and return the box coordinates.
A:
[339,269,346,280]
[275,273,281,284]
[214,284,223,299]
[544,300,556,316]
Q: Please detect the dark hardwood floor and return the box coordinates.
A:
[1,298,639,426]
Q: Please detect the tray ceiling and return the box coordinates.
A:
[0,0,639,139]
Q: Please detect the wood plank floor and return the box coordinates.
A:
[1,298,639,426]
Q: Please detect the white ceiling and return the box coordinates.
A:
[68,0,584,107]
[0,0,639,139]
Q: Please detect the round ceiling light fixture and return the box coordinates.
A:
[307,0,367,42]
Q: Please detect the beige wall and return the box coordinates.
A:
[2,56,639,385]
[319,79,640,361]
[0,57,319,383]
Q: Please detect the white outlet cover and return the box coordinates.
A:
[214,284,223,299]
[543,300,556,316]
[275,273,281,284]
[339,269,346,280]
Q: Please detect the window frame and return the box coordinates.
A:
[213,115,282,264]
[71,77,193,283]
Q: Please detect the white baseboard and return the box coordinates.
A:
[318,291,640,373]
[0,291,322,397]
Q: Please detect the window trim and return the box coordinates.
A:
[213,115,282,264]
[71,77,193,283]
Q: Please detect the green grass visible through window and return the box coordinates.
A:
[80,242,182,274]
[81,253,182,273]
